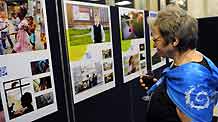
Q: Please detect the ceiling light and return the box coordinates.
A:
[89,0,100,1]
[115,1,132,6]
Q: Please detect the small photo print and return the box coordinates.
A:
[73,62,103,94]
[140,53,146,60]
[124,54,139,76]
[140,61,146,69]
[103,61,113,71]
[139,44,145,51]
[3,79,34,120]
[102,49,112,59]
[31,59,50,75]
[36,92,54,109]
[33,76,52,93]
[104,72,113,83]
[0,66,7,77]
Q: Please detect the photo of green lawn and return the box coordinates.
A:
[65,4,111,46]
[67,28,111,46]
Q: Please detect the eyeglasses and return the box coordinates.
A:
[152,36,161,42]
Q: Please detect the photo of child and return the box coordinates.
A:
[0,0,48,55]
[124,54,140,76]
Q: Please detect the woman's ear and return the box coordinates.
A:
[172,37,180,47]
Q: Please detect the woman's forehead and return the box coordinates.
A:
[151,26,160,36]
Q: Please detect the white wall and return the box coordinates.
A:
[206,0,218,17]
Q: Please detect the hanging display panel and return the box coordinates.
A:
[0,0,58,122]
[119,7,147,83]
[63,1,115,103]
[148,11,166,70]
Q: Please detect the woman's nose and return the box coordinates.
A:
[153,42,157,48]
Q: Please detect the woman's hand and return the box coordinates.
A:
[139,72,157,90]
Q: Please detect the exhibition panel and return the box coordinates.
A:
[63,1,115,103]
[118,7,148,83]
[0,0,59,122]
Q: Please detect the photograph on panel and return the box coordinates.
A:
[3,78,34,120]
[104,72,113,83]
[72,62,103,94]
[33,76,52,92]
[119,8,144,41]
[103,61,113,71]
[0,92,6,122]
[139,43,145,51]
[31,59,50,75]
[140,61,146,70]
[123,54,139,76]
[35,92,54,109]
[65,3,111,45]
[64,1,115,103]
[0,0,48,55]
[0,65,7,77]
[102,48,112,59]
[140,53,146,60]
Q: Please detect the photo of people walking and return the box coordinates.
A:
[0,0,47,55]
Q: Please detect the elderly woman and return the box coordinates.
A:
[140,5,218,122]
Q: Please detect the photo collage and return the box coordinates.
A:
[102,49,114,84]
[64,1,115,103]
[0,0,57,122]
[2,59,54,121]
[119,7,147,83]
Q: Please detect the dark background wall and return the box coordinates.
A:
[197,17,218,66]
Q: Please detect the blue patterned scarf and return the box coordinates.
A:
[148,56,218,122]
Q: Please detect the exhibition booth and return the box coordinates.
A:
[0,0,217,122]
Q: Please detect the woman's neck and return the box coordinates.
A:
[173,49,195,66]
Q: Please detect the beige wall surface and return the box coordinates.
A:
[106,0,218,18]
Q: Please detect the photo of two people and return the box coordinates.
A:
[66,3,111,46]
[3,79,34,120]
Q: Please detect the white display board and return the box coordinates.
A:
[118,7,147,83]
[0,0,57,122]
[148,11,166,70]
[64,1,115,103]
